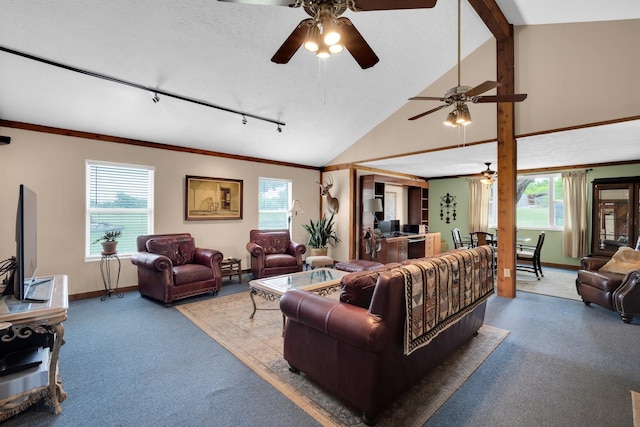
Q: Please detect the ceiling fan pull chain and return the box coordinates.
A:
[457,0,461,87]
[318,57,328,105]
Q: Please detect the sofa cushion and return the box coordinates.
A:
[173,264,213,285]
[264,253,298,268]
[599,246,640,275]
[340,263,401,308]
[577,269,624,292]
[174,237,196,265]
[255,233,290,255]
[146,237,196,266]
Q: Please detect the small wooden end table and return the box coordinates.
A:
[221,258,242,283]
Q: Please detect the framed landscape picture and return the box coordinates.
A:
[185,175,243,220]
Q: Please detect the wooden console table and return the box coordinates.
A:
[0,275,68,420]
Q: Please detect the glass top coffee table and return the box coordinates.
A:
[248,268,349,320]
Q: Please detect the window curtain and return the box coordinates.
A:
[469,178,490,232]
[562,170,589,258]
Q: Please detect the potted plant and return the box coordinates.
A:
[302,212,341,256]
[93,230,122,255]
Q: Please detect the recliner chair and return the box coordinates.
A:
[131,233,223,306]
[575,240,640,323]
[246,229,306,279]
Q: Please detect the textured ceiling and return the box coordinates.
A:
[1,1,639,174]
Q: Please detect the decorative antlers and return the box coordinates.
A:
[316,175,339,214]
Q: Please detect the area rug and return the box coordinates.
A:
[632,390,640,427]
[176,292,509,426]
[516,268,581,301]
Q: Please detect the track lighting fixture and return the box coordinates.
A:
[0,45,285,130]
[242,115,247,125]
[277,124,282,133]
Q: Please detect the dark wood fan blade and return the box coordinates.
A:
[409,96,447,101]
[408,104,449,121]
[351,0,437,11]
[474,93,528,103]
[465,81,501,97]
[218,0,294,6]
[338,18,379,69]
[271,19,312,64]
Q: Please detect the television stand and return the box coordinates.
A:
[0,275,68,420]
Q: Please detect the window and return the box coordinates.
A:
[488,173,563,229]
[258,177,291,229]
[86,160,154,259]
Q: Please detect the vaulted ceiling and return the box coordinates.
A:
[1,1,639,177]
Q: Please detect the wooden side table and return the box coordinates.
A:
[221,258,242,283]
[0,275,68,419]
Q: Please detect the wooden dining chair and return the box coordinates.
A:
[469,231,495,247]
[451,228,469,249]
[516,231,546,279]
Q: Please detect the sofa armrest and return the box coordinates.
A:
[280,289,387,353]
[287,241,306,259]
[131,252,172,271]
[580,256,609,271]
[193,248,223,268]
[613,270,640,315]
[246,242,265,258]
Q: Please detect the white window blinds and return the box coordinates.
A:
[86,160,154,258]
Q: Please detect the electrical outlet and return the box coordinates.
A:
[504,268,511,278]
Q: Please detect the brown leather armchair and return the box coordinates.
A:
[576,248,640,323]
[131,233,223,306]
[246,229,306,279]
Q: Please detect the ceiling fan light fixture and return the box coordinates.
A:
[318,4,340,46]
[303,25,320,52]
[444,110,458,126]
[329,43,343,54]
[322,23,341,46]
[316,44,330,59]
[456,104,472,125]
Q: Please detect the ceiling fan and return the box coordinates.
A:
[217,0,438,69]
[408,0,527,123]
[480,162,496,184]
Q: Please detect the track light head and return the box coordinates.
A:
[242,115,247,125]
[277,124,282,133]
[152,93,160,103]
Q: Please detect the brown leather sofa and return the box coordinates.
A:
[131,233,223,306]
[246,229,306,279]
[576,247,640,323]
[280,246,495,425]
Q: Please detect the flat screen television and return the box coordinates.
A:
[5,184,46,302]
[378,219,400,235]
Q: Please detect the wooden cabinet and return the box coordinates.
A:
[360,174,429,234]
[408,187,429,228]
[360,233,441,264]
[591,177,640,257]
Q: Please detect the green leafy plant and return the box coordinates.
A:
[302,212,341,249]
[93,230,122,244]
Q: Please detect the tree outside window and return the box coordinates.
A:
[488,173,563,229]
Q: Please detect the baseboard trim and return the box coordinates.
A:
[69,286,138,301]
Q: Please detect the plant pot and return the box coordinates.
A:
[101,241,118,255]
[309,247,328,257]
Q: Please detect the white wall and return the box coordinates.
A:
[0,127,322,295]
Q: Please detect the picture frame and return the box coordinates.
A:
[185,175,243,220]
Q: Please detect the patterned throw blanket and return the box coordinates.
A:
[400,246,495,355]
